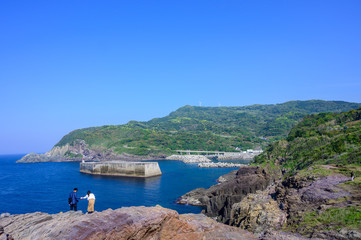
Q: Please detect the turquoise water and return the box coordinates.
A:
[0,154,241,214]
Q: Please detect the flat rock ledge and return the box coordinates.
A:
[166,155,211,163]
[0,206,257,240]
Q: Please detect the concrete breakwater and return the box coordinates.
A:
[216,152,261,160]
[198,162,247,168]
[80,161,162,177]
[165,155,211,163]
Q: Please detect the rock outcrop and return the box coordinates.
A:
[0,206,257,240]
[17,140,164,163]
[273,173,359,239]
[275,174,351,221]
[229,185,287,233]
[178,166,277,224]
[16,152,61,163]
[216,169,238,183]
[226,168,360,239]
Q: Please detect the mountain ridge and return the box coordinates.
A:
[54,100,361,155]
[18,100,361,163]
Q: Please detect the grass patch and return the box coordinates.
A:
[297,165,334,178]
[64,151,82,158]
[300,206,361,231]
[327,196,349,204]
[339,177,361,188]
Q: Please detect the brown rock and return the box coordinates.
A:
[229,187,287,233]
[0,206,257,240]
[179,166,277,224]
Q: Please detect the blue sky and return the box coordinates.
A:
[1,0,360,154]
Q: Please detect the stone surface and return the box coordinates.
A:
[229,185,287,233]
[0,206,257,240]
[275,174,351,222]
[259,230,323,240]
[80,161,162,177]
[310,229,361,240]
[216,170,238,183]
[17,152,60,163]
[179,166,276,224]
[273,173,361,239]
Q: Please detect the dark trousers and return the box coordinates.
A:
[70,204,77,211]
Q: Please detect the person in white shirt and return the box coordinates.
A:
[81,190,96,213]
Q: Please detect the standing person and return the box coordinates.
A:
[0,226,5,240]
[351,172,355,181]
[68,188,80,211]
[6,234,14,240]
[81,191,96,214]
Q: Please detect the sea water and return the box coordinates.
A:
[0,154,243,214]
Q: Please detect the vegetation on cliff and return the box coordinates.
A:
[254,107,361,172]
[54,100,360,156]
[253,107,361,236]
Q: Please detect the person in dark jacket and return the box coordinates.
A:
[0,225,5,240]
[68,188,80,211]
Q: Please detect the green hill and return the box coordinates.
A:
[55,100,361,156]
[253,107,361,172]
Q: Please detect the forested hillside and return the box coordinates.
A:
[55,100,361,156]
[252,106,361,236]
[254,107,361,172]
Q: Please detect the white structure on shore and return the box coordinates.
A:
[166,155,211,163]
[198,162,247,168]
[243,149,263,154]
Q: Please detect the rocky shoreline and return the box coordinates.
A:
[3,164,360,239]
[17,140,165,163]
[178,166,276,223]
[16,139,260,164]
[178,164,361,240]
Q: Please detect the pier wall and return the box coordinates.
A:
[80,161,162,177]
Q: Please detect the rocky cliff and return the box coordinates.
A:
[271,169,361,239]
[17,140,163,163]
[229,185,287,234]
[0,206,257,240]
[179,163,361,239]
[225,165,361,239]
[178,166,278,224]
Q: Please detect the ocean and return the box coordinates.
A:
[0,154,243,215]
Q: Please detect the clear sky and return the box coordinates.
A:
[1,0,360,154]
